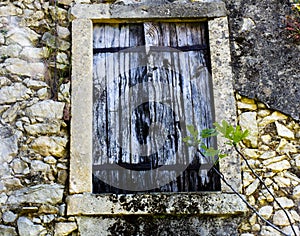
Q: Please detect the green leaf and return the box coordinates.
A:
[183,125,201,146]
[201,128,218,138]
[203,147,219,157]
[187,125,198,138]
[213,120,249,145]
[182,136,191,144]
[219,153,228,159]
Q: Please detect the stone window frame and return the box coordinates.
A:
[67,1,247,216]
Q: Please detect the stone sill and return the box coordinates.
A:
[66,192,247,216]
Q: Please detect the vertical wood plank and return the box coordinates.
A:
[92,22,216,193]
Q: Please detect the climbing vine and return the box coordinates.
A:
[184,121,297,236]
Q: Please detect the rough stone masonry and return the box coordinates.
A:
[0,0,299,235]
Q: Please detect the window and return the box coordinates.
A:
[67,1,246,216]
[92,22,220,193]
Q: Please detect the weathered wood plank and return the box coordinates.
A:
[93,22,217,193]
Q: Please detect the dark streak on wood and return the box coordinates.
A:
[92,22,220,193]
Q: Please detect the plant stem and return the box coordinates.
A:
[234,145,297,236]
[213,166,290,236]
[197,148,291,236]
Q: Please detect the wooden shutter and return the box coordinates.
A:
[92,22,220,193]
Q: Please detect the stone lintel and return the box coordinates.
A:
[67,193,247,216]
[71,2,227,22]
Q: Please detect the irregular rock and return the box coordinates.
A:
[260,226,281,236]
[58,0,74,6]
[56,52,69,64]
[57,163,68,170]
[44,156,57,164]
[239,112,258,147]
[239,17,256,33]
[15,121,23,131]
[0,225,17,236]
[7,27,39,47]
[2,103,21,123]
[276,139,297,154]
[11,159,29,174]
[42,32,70,50]
[275,122,295,139]
[42,214,55,223]
[23,78,48,90]
[31,160,50,172]
[25,100,64,119]
[243,149,259,159]
[262,155,286,166]
[20,47,45,60]
[4,178,23,189]
[237,101,257,111]
[266,160,291,172]
[248,213,256,225]
[0,83,29,104]
[245,179,260,196]
[264,178,273,186]
[23,9,45,24]
[0,4,21,16]
[0,34,4,45]
[0,162,11,178]
[24,120,61,135]
[257,109,271,118]
[0,77,11,87]
[57,25,71,39]
[295,154,300,169]
[284,171,300,183]
[31,136,67,157]
[17,217,46,236]
[259,151,276,159]
[7,184,64,205]
[38,205,59,214]
[292,185,300,199]
[291,210,300,222]
[0,44,22,58]
[37,88,48,99]
[251,224,260,232]
[2,211,17,223]
[274,197,294,209]
[258,206,273,220]
[260,134,272,144]
[0,105,10,115]
[259,111,288,127]
[0,125,18,163]
[5,58,45,78]
[282,226,300,236]
[54,222,77,236]
[273,210,295,226]
[57,169,68,185]
[0,193,8,204]
[243,171,254,187]
[273,176,291,188]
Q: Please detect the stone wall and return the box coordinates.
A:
[0,0,299,235]
[237,95,300,236]
[225,0,300,121]
[0,0,72,235]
